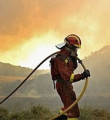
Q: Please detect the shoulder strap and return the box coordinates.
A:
[56,53,70,64]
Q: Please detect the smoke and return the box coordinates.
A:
[0,0,85,51]
[0,0,110,67]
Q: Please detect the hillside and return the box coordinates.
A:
[0,45,110,111]
[82,45,110,96]
[0,62,49,82]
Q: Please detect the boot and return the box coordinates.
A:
[54,115,67,120]
[54,109,67,120]
[67,118,79,120]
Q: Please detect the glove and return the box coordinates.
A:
[81,70,90,79]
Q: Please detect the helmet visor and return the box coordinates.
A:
[56,42,66,49]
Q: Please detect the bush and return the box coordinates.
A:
[31,105,53,120]
[80,108,110,120]
[91,109,110,120]
[9,105,53,120]
[0,107,8,120]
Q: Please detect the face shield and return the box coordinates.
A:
[56,42,66,49]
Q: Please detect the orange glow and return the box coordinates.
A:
[0,0,110,68]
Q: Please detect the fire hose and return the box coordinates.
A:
[0,51,89,120]
[0,52,58,105]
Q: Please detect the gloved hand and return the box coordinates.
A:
[81,70,90,79]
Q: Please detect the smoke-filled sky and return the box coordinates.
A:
[0,0,110,69]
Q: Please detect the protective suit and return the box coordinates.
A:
[50,34,90,119]
[54,48,82,118]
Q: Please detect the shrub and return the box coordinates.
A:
[0,107,8,120]
[91,109,110,120]
[31,105,53,120]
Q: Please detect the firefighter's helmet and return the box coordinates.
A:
[56,34,81,49]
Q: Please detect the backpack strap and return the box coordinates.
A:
[56,53,70,64]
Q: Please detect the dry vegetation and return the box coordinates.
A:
[0,105,110,120]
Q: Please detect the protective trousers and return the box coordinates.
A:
[56,82,80,118]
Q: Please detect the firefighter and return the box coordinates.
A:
[50,34,90,120]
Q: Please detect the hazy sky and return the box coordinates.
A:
[0,0,110,69]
